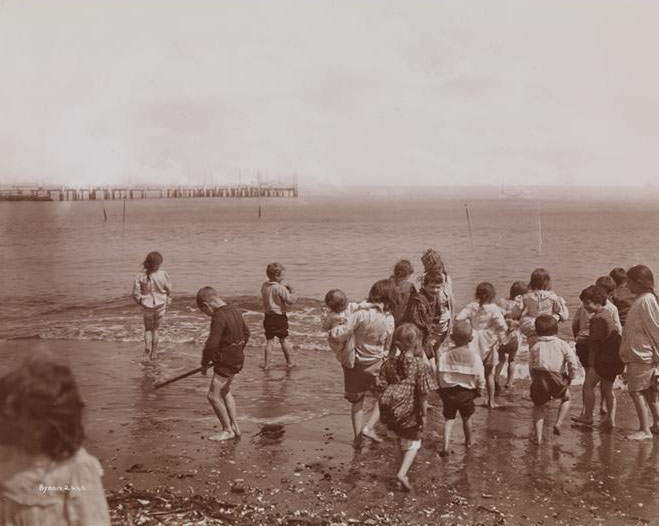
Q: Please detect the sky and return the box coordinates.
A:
[0,0,658,189]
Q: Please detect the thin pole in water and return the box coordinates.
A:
[103,206,108,222]
[464,202,473,244]
[122,198,126,223]
[536,213,543,256]
[257,172,262,219]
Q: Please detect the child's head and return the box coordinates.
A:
[393,260,414,281]
[451,320,473,347]
[422,269,444,296]
[324,289,347,313]
[143,251,163,274]
[534,314,558,337]
[529,268,551,291]
[368,279,398,313]
[627,265,655,295]
[421,249,445,274]
[393,323,421,355]
[609,267,627,286]
[475,282,496,305]
[196,286,219,315]
[266,262,286,282]
[595,276,616,298]
[510,281,528,299]
[0,352,84,461]
[579,285,607,313]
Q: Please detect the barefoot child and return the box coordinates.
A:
[132,251,172,359]
[322,289,358,368]
[520,268,569,348]
[529,315,578,444]
[495,280,527,391]
[378,323,437,491]
[456,283,507,408]
[261,262,296,369]
[197,287,250,441]
[437,320,485,456]
[0,352,110,525]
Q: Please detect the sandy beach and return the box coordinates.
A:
[2,339,657,525]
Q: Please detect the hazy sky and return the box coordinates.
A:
[1,0,658,188]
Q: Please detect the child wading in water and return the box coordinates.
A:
[520,268,569,348]
[261,262,296,370]
[0,352,111,525]
[529,315,578,444]
[456,282,507,408]
[197,287,250,441]
[437,320,485,456]
[132,251,172,360]
[377,323,437,491]
[572,285,623,428]
[495,281,527,392]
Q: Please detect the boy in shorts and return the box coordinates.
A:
[529,314,578,444]
[261,262,296,370]
[197,286,250,441]
[437,320,485,457]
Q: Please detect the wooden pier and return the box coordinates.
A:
[0,184,298,202]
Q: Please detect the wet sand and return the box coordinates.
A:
[1,340,658,525]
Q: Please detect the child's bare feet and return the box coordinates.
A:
[530,435,541,445]
[286,363,297,370]
[552,425,561,436]
[488,401,499,409]
[571,415,593,426]
[438,449,450,458]
[396,474,412,491]
[260,364,270,371]
[208,430,236,442]
[361,426,383,443]
[465,440,472,448]
[231,422,241,438]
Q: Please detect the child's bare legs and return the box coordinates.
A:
[532,404,545,444]
[463,415,473,447]
[144,330,152,356]
[221,377,241,437]
[350,399,364,440]
[599,383,607,415]
[600,380,616,428]
[279,337,294,368]
[361,401,382,442]
[643,388,659,433]
[575,368,596,424]
[628,390,652,439]
[262,338,274,370]
[485,367,497,408]
[396,444,419,491]
[554,391,571,434]
[207,374,236,441]
[494,359,505,393]
[440,418,456,456]
[506,359,516,388]
[150,328,159,359]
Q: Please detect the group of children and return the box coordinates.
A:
[3,253,657,525]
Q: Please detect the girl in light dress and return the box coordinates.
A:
[456,282,508,408]
[519,268,569,348]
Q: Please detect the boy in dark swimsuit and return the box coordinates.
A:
[197,286,250,441]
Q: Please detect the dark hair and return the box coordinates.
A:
[368,279,398,313]
[475,282,496,305]
[393,260,414,280]
[451,320,473,346]
[325,289,347,313]
[143,251,163,275]
[510,281,528,299]
[423,269,444,286]
[196,286,217,309]
[529,268,551,291]
[535,314,558,336]
[393,323,421,351]
[266,262,285,281]
[0,352,84,461]
[595,276,616,296]
[421,249,445,274]
[627,265,655,296]
[579,285,607,306]
[609,267,627,286]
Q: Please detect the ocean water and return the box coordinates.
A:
[1,193,658,424]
